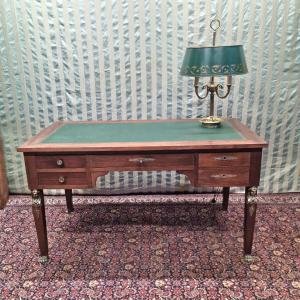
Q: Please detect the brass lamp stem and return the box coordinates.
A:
[209,76,215,116]
[209,86,215,116]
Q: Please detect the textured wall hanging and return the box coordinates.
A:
[0,0,299,194]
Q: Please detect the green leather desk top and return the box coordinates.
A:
[41,120,243,144]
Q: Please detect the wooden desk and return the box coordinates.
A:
[18,119,267,263]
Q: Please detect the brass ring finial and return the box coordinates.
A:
[210,19,221,32]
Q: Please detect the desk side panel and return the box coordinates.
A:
[249,150,263,186]
[24,155,38,190]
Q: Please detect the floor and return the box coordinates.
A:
[0,193,299,299]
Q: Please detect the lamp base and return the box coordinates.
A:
[199,117,222,129]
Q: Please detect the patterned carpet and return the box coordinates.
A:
[0,193,299,299]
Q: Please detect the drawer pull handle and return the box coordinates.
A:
[56,159,64,167]
[129,158,155,164]
[214,156,237,161]
[211,174,237,179]
[58,176,65,183]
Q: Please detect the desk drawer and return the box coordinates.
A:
[89,154,194,171]
[37,172,89,188]
[198,152,250,167]
[197,167,250,187]
[36,155,86,169]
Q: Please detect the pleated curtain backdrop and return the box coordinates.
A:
[0,0,299,194]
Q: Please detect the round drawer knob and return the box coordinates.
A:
[56,159,64,167]
[58,176,65,183]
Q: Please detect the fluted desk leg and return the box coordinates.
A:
[31,189,48,264]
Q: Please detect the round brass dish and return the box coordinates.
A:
[199,117,222,128]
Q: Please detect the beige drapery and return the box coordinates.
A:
[0,134,9,209]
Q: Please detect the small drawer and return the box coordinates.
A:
[198,152,250,167]
[89,154,194,171]
[197,167,250,187]
[36,155,86,169]
[37,172,89,188]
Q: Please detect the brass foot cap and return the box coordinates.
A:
[39,256,48,264]
[244,255,253,262]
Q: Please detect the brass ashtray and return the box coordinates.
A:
[199,116,222,128]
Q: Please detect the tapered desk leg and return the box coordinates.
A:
[31,189,48,263]
[244,187,258,261]
[222,187,230,211]
[65,189,74,213]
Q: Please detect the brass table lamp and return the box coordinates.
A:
[180,19,248,128]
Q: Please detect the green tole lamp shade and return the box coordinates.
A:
[180,45,248,77]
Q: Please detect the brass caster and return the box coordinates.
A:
[244,255,253,262]
[39,256,48,264]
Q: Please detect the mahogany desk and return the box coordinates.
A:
[18,119,267,263]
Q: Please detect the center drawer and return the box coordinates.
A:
[89,154,194,171]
